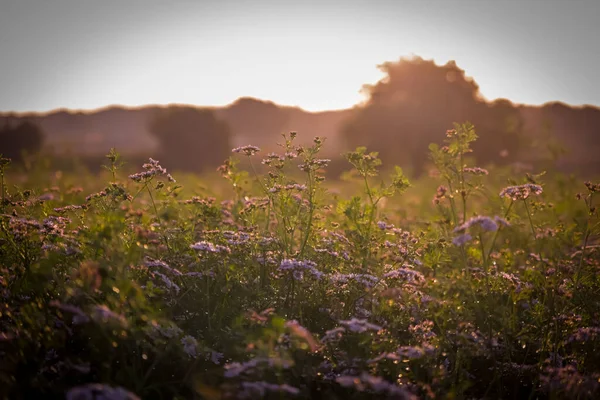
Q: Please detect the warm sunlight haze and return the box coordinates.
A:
[0,0,598,112]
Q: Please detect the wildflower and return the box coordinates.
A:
[246,308,275,325]
[223,359,261,378]
[129,158,174,183]
[330,273,379,289]
[184,196,216,206]
[452,233,473,246]
[409,320,436,340]
[237,382,300,399]
[540,363,600,398]
[377,221,394,230]
[339,318,382,333]
[54,204,86,213]
[494,215,510,227]
[454,215,498,233]
[397,345,427,359]
[181,335,199,358]
[154,324,183,339]
[50,301,90,325]
[336,372,415,399]
[91,305,128,327]
[66,384,140,400]
[498,272,522,289]
[261,152,284,166]
[285,320,318,352]
[209,351,224,365]
[383,266,425,284]
[321,327,345,343]
[584,181,600,193]
[369,346,427,363]
[223,357,292,378]
[566,327,600,344]
[152,271,181,294]
[499,183,543,200]
[144,257,182,276]
[463,167,489,175]
[285,183,307,191]
[435,185,448,197]
[232,145,260,156]
[278,259,323,280]
[190,241,231,254]
[298,159,330,172]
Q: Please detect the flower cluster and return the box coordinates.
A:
[232,145,260,156]
[339,318,382,333]
[278,259,324,280]
[190,240,231,254]
[499,183,543,200]
[129,158,175,183]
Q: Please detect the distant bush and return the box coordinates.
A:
[0,119,44,163]
[148,106,231,172]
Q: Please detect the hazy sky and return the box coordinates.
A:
[0,0,598,113]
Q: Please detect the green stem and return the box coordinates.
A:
[446,177,459,227]
[523,199,536,238]
[0,167,5,207]
[361,173,378,270]
[459,152,467,224]
[146,184,160,222]
[479,233,490,295]
[299,170,314,257]
[575,193,594,285]
[486,200,514,263]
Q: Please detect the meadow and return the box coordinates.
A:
[1,123,599,399]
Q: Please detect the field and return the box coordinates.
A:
[1,124,599,399]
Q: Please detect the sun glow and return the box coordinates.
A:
[0,0,598,113]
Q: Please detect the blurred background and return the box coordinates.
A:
[0,0,598,178]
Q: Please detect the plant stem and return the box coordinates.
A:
[486,200,514,262]
[575,193,594,285]
[523,199,536,238]
[299,170,314,257]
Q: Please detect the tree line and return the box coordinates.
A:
[1,56,578,175]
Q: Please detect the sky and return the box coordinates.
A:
[0,0,598,113]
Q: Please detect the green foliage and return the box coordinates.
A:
[0,120,45,164]
[148,106,232,173]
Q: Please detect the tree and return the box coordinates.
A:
[148,106,232,172]
[0,119,45,163]
[218,97,290,145]
[341,56,525,175]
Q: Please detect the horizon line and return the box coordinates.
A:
[1,96,600,118]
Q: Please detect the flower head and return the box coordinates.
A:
[499,184,543,200]
[232,145,260,156]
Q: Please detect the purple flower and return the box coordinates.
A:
[66,384,140,400]
[499,183,543,200]
[463,167,489,176]
[237,382,299,399]
[181,335,199,358]
[339,318,382,333]
[190,241,231,254]
[278,259,323,280]
[232,145,260,156]
[144,257,182,276]
[452,233,473,246]
[129,158,175,183]
[454,216,498,233]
